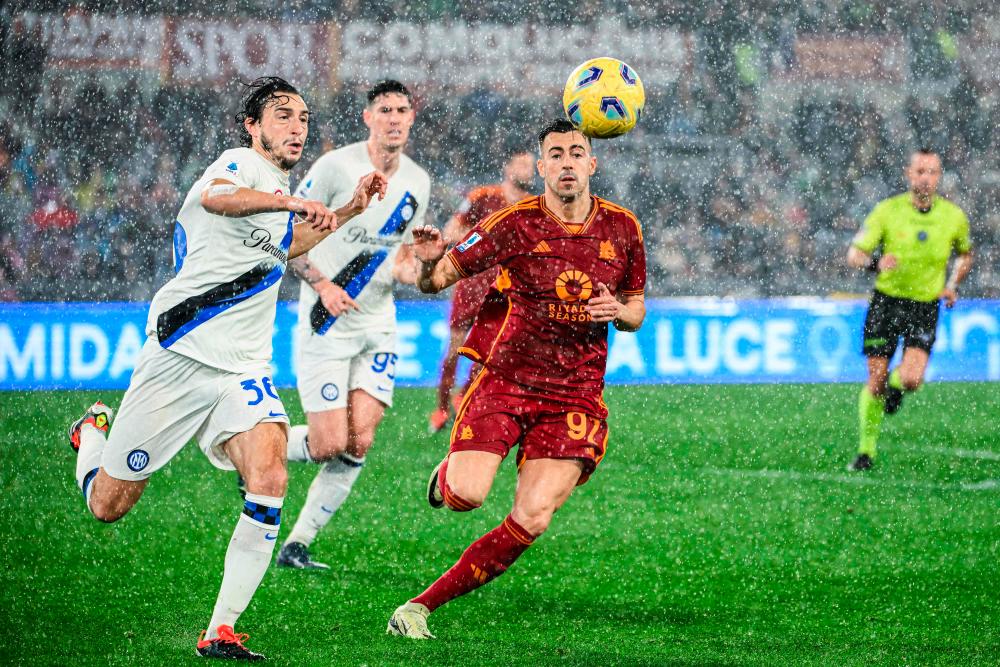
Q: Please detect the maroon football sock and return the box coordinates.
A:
[412,515,535,612]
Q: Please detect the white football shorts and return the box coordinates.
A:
[296,329,397,412]
[102,337,289,481]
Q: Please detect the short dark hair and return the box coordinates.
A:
[507,148,535,162]
[235,77,301,147]
[537,118,590,150]
[367,80,412,106]
[914,146,939,157]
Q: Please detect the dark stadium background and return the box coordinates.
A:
[1,2,997,302]
[1,3,998,665]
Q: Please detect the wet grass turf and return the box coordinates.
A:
[2,383,999,666]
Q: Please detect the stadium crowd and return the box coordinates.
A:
[0,1,997,302]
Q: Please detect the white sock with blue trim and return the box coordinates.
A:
[285,425,313,463]
[206,492,283,638]
[284,454,365,548]
[75,425,105,513]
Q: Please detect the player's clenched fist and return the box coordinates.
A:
[412,225,446,262]
[288,196,338,232]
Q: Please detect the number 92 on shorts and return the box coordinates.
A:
[449,370,609,486]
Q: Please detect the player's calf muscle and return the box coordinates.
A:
[88,474,146,522]
[227,425,288,495]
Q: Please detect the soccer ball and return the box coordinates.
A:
[562,57,645,139]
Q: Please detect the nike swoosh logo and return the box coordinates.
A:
[320,505,334,514]
[264,533,278,541]
[268,411,287,418]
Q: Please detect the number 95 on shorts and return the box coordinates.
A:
[297,350,398,412]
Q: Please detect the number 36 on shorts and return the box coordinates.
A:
[240,376,280,406]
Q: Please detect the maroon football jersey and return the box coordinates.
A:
[445,195,646,399]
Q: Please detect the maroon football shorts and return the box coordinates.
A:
[449,369,610,485]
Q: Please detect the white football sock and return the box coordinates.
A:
[284,454,365,547]
[75,424,106,512]
[206,493,283,638]
[285,425,313,463]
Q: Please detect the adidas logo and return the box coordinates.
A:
[532,240,552,253]
[470,564,489,583]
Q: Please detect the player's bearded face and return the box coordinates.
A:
[906,154,942,198]
[255,94,309,170]
[538,132,596,201]
[364,93,415,151]
[507,154,536,191]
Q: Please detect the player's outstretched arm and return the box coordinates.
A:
[288,171,388,259]
[586,283,645,331]
[412,225,459,293]
[201,178,336,226]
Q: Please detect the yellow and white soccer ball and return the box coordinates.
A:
[562,57,645,139]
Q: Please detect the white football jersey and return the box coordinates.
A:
[146,147,292,373]
[294,141,430,343]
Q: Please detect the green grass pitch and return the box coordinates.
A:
[2,384,999,665]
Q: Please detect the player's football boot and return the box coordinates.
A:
[883,385,904,414]
[276,541,330,570]
[847,453,874,472]
[387,602,435,639]
[427,408,450,434]
[196,625,265,661]
[426,459,445,509]
[68,401,114,452]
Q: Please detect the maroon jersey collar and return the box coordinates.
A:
[538,194,600,236]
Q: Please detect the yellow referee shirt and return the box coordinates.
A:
[852,193,971,302]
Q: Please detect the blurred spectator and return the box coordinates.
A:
[0,3,997,302]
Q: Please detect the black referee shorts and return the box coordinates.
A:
[862,290,940,358]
